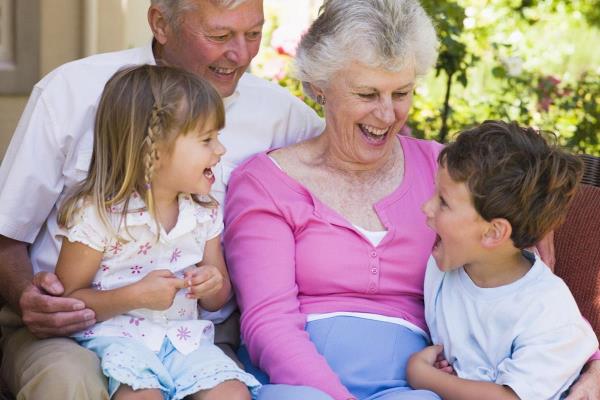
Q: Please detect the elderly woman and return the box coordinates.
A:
[223,1,600,400]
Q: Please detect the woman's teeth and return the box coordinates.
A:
[360,124,389,140]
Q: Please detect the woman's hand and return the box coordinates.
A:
[566,360,600,399]
[135,269,185,310]
[536,230,556,271]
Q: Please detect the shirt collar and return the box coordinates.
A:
[112,192,214,239]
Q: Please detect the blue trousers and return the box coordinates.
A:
[243,316,441,400]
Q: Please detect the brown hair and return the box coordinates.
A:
[439,120,583,249]
[58,64,224,239]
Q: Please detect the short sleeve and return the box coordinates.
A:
[206,206,224,240]
[495,293,599,399]
[62,202,109,252]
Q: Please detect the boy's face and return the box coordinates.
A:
[422,166,488,271]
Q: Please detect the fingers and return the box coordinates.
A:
[32,271,65,296]
[20,284,86,314]
[186,274,222,299]
[26,310,97,338]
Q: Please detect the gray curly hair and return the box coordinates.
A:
[150,0,251,27]
[294,0,439,100]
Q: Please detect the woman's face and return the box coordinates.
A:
[320,61,415,167]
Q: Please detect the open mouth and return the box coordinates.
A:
[203,168,215,182]
[359,124,389,144]
[432,234,441,251]
[209,66,236,77]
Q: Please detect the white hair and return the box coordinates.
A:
[294,0,439,100]
[150,0,251,27]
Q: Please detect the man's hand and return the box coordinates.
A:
[20,271,96,338]
[566,360,600,400]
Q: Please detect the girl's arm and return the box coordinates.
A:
[56,239,185,322]
[407,345,519,400]
[186,234,231,311]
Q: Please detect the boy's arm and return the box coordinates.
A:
[189,235,231,311]
[56,239,185,322]
[407,345,519,400]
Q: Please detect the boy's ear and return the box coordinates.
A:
[481,218,512,248]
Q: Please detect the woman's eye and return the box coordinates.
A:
[358,93,377,99]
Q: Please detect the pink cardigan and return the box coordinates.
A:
[224,136,442,399]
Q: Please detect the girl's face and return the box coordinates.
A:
[319,61,415,168]
[152,121,226,199]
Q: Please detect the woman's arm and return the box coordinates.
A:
[566,360,600,400]
[224,165,353,400]
[407,346,519,400]
[186,235,231,311]
[56,239,184,322]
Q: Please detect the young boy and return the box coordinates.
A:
[407,120,598,400]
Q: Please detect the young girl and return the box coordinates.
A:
[55,65,260,400]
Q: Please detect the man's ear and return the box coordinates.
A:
[481,218,512,249]
[148,5,170,45]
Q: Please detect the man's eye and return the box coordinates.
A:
[210,34,230,42]
[246,31,262,40]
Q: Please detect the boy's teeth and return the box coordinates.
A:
[203,168,214,178]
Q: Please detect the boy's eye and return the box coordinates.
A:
[439,195,448,208]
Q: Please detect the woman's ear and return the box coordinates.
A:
[481,218,512,249]
[148,5,170,45]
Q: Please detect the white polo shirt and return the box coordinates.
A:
[0,43,324,321]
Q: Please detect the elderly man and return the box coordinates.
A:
[0,0,323,398]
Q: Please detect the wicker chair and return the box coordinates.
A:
[554,154,600,341]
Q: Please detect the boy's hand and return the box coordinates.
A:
[434,351,455,375]
[408,345,444,389]
[184,265,224,300]
[135,269,185,310]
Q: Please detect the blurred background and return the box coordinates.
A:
[0,0,598,160]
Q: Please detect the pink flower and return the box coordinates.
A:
[270,25,306,57]
[138,242,152,255]
[170,248,182,263]
[130,265,143,274]
[129,317,145,326]
[109,242,122,255]
[176,326,192,341]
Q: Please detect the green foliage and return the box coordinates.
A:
[253,1,600,155]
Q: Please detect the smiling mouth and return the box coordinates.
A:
[209,66,236,77]
[359,124,389,143]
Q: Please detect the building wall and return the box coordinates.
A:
[0,0,150,161]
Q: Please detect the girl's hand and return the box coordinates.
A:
[135,269,185,310]
[184,265,224,300]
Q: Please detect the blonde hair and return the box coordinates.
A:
[58,64,224,240]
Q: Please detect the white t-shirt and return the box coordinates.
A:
[424,253,598,400]
[0,43,324,322]
[63,193,221,355]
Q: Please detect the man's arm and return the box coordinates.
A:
[0,235,95,338]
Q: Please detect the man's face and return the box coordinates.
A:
[157,0,264,97]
